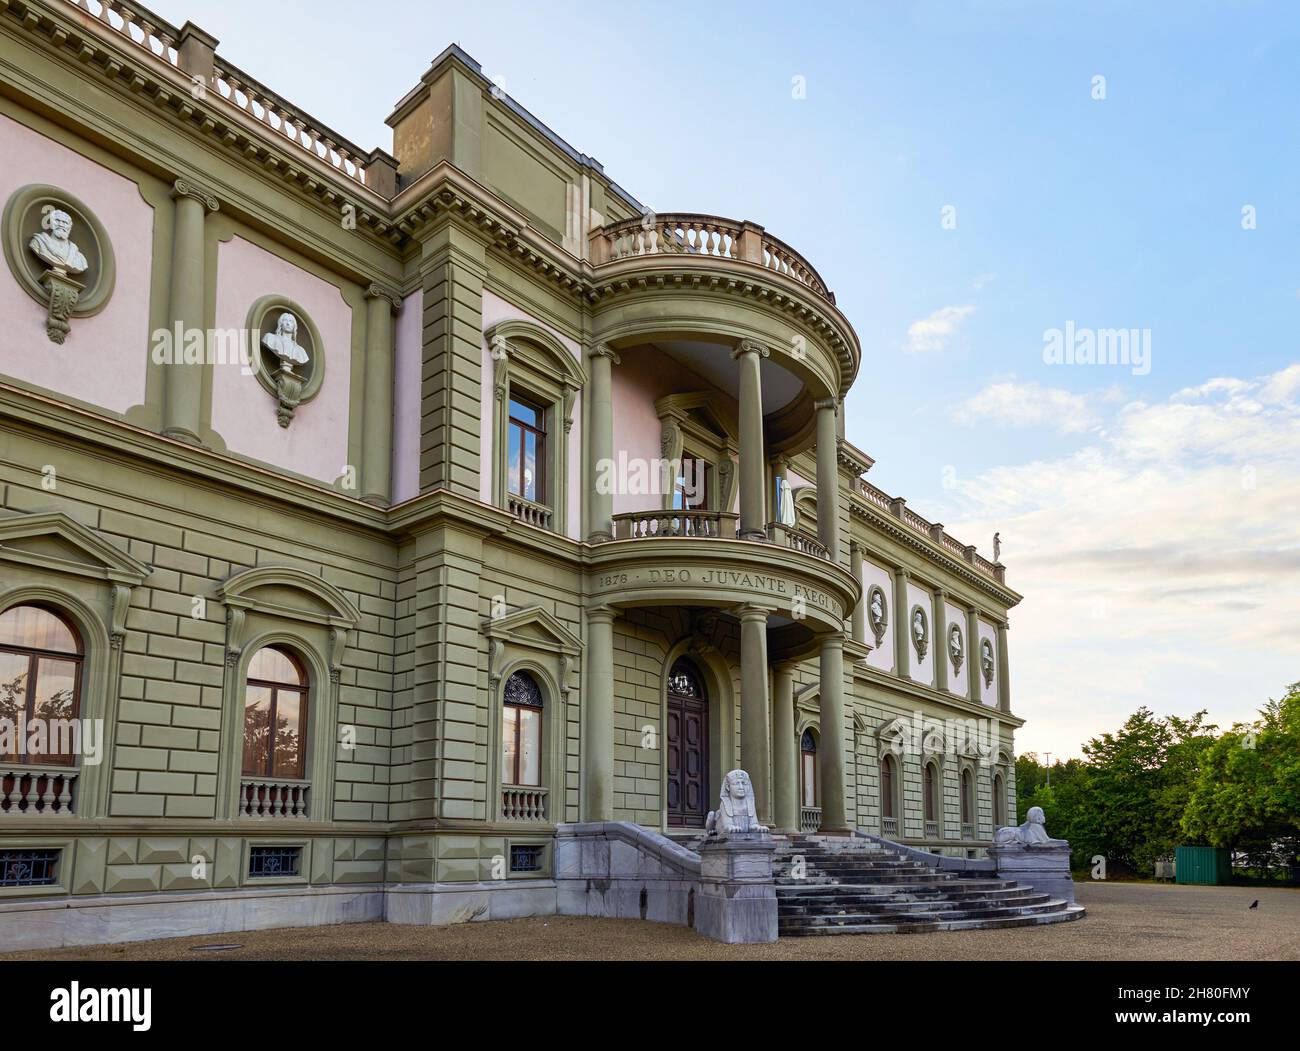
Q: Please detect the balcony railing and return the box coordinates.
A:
[508,494,553,530]
[1,766,78,816]
[767,522,830,560]
[239,778,310,819]
[591,213,833,304]
[961,822,974,839]
[881,815,898,838]
[63,0,374,188]
[800,806,822,833]
[924,820,939,839]
[501,785,549,822]
[854,478,1005,583]
[612,509,738,540]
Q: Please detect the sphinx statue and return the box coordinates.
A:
[705,769,768,836]
[993,805,1063,847]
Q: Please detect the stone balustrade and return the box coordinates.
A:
[239,778,310,819]
[800,806,822,833]
[591,213,832,303]
[882,815,898,837]
[64,0,374,189]
[508,494,553,530]
[611,508,739,540]
[767,522,830,561]
[854,479,1005,582]
[0,767,78,816]
[501,785,548,822]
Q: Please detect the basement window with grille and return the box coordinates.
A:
[247,846,301,878]
[509,844,543,873]
[0,848,61,887]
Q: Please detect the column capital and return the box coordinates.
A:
[588,342,621,365]
[932,584,947,599]
[813,396,839,414]
[171,178,219,212]
[365,283,403,311]
[731,338,769,361]
[587,605,617,625]
[892,564,909,581]
[734,603,776,623]
[818,632,845,652]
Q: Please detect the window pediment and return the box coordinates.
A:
[483,605,582,656]
[0,511,149,585]
[485,319,587,393]
[216,565,362,630]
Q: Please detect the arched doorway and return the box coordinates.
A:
[666,658,709,827]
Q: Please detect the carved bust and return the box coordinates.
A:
[28,207,89,275]
[705,769,768,835]
[980,637,995,688]
[868,588,886,644]
[993,806,1062,847]
[911,607,928,659]
[261,311,310,371]
[948,624,964,671]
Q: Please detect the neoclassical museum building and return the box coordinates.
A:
[0,1,1027,946]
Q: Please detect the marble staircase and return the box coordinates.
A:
[773,834,1084,935]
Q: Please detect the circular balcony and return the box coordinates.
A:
[590,510,860,643]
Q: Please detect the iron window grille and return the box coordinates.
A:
[509,844,543,873]
[247,846,301,878]
[0,848,61,887]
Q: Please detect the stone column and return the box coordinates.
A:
[849,540,866,645]
[771,661,798,832]
[361,284,400,506]
[892,566,910,678]
[818,634,848,833]
[997,621,1012,714]
[583,606,616,820]
[967,607,982,704]
[587,344,620,541]
[814,397,840,560]
[733,340,769,541]
[162,180,217,444]
[738,604,773,825]
[932,586,948,694]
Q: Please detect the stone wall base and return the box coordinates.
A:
[384,880,557,925]
[0,884,384,952]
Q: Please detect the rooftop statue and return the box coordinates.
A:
[705,769,768,835]
[29,207,89,275]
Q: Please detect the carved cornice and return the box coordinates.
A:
[849,496,1021,608]
[171,178,219,212]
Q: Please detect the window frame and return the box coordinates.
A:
[501,670,544,788]
[241,645,310,781]
[0,605,85,768]
[800,728,818,808]
[506,392,548,505]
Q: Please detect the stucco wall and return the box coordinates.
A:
[0,113,152,415]
[210,236,353,484]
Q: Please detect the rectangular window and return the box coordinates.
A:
[801,752,816,808]
[0,849,61,887]
[507,396,546,504]
[248,846,301,878]
[502,705,542,787]
[672,458,712,510]
[509,844,543,873]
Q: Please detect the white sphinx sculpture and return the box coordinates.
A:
[705,769,769,836]
[993,805,1064,847]
[29,206,89,275]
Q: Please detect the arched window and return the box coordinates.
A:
[879,753,898,833]
[923,761,940,836]
[993,770,1006,827]
[960,767,974,837]
[242,647,308,780]
[0,605,83,766]
[800,729,817,808]
[502,670,544,787]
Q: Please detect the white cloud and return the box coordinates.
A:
[904,304,975,353]
[952,380,1098,434]
[938,363,1300,759]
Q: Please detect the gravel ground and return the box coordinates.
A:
[6,882,1297,961]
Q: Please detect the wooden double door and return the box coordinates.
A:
[665,658,708,828]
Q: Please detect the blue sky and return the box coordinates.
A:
[154,0,1300,758]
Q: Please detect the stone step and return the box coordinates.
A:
[777,903,1085,936]
[778,894,1055,918]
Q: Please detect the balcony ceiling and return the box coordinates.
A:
[652,340,803,414]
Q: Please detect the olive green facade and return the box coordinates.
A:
[0,1,1023,947]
